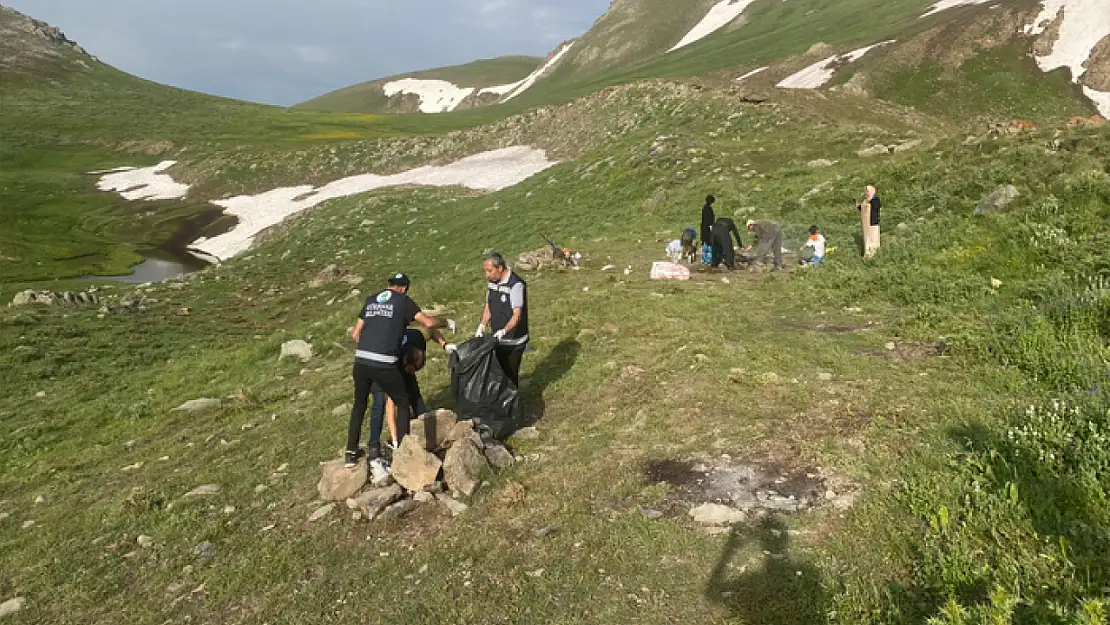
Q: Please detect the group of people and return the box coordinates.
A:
[344,253,529,485]
[681,186,881,270]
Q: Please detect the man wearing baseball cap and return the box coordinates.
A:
[345,272,449,469]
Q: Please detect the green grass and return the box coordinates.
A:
[3,78,1109,623]
[296,55,543,113]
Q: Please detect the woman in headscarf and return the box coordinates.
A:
[858,185,880,259]
[700,195,716,265]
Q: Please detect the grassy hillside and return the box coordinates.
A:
[3,76,1110,623]
[3,3,1110,624]
[296,56,542,113]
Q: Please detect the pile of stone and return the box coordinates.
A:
[307,264,363,288]
[514,246,580,272]
[9,289,99,308]
[316,410,514,522]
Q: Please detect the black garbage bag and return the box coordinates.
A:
[449,337,521,440]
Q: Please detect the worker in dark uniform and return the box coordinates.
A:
[346,273,447,468]
[475,252,529,386]
[710,217,744,269]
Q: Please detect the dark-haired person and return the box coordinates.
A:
[709,217,744,270]
[345,273,448,468]
[475,252,529,386]
[700,194,717,262]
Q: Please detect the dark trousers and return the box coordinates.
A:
[347,362,420,455]
[495,343,527,386]
[368,380,427,457]
[710,231,736,269]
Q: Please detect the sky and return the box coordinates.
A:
[5,0,610,106]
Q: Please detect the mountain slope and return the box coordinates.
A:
[296,55,542,114]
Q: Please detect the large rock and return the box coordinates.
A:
[173,398,221,412]
[483,441,515,471]
[974,184,1019,215]
[183,484,220,499]
[378,499,420,521]
[390,436,442,492]
[409,409,459,452]
[0,597,27,618]
[349,483,403,519]
[443,438,488,497]
[435,493,469,517]
[280,340,313,362]
[308,503,335,522]
[309,264,343,287]
[856,144,889,157]
[317,460,368,501]
[689,503,746,526]
[9,290,99,308]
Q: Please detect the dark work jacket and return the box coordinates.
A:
[700,203,716,243]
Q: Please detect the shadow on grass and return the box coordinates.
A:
[521,337,581,426]
[706,515,827,625]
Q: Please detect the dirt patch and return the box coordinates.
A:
[643,455,850,516]
[856,341,948,361]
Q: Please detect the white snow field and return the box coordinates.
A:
[668,0,757,52]
[481,42,575,102]
[776,41,895,89]
[381,78,476,114]
[96,147,557,261]
[735,66,768,82]
[1024,0,1110,117]
[95,161,190,200]
[920,0,994,18]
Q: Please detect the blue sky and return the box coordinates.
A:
[6,0,610,106]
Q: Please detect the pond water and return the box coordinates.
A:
[81,249,209,283]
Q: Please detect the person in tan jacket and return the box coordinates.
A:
[858,185,881,258]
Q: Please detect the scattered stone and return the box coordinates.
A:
[410,409,459,452]
[414,491,435,503]
[0,597,27,618]
[640,507,664,521]
[443,437,488,497]
[893,139,922,152]
[390,436,442,492]
[308,264,344,288]
[137,535,154,548]
[856,144,889,157]
[173,398,221,412]
[513,426,540,441]
[526,568,545,578]
[378,499,420,521]
[193,541,215,558]
[884,342,896,351]
[222,506,235,515]
[990,278,1002,290]
[483,441,515,471]
[317,460,369,502]
[817,372,833,382]
[435,493,469,517]
[34,391,45,399]
[183,484,220,499]
[534,525,557,538]
[9,289,100,308]
[279,340,313,363]
[21,520,34,529]
[331,403,352,417]
[806,158,834,168]
[689,503,746,526]
[351,484,404,521]
[254,485,268,494]
[974,184,1019,215]
[33,495,45,504]
[308,503,335,522]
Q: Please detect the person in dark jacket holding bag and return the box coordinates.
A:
[475,252,529,386]
[858,185,881,259]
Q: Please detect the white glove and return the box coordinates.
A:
[493,329,507,341]
[475,324,485,338]
[446,319,457,333]
[444,343,458,354]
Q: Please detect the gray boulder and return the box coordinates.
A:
[173,398,221,412]
[443,437,488,497]
[390,436,442,492]
[348,483,403,519]
[280,340,313,362]
[975,184,1019,215]
[317,459,368,501]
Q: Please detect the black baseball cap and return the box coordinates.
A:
[387,273,410,287]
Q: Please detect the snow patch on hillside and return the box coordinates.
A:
[669,0,757,52]
[96,148,557,261]
[776,41,895,89]
[920,0,993,18]
[1024,0,1110,116]
[482,42,575,102]
[95,161,189,200]
[381,79,475,113]
[735,66,767,81]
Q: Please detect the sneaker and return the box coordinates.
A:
[344,449,364,468]
[369,458,392,486]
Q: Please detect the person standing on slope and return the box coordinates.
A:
[346,273,448,468]
[700,194,717,263]
[744,219,784,271]
[858,185,881,259]
[710,217,744,270]
[475,252,529,386]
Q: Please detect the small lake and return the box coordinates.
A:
[81,249,210,283]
